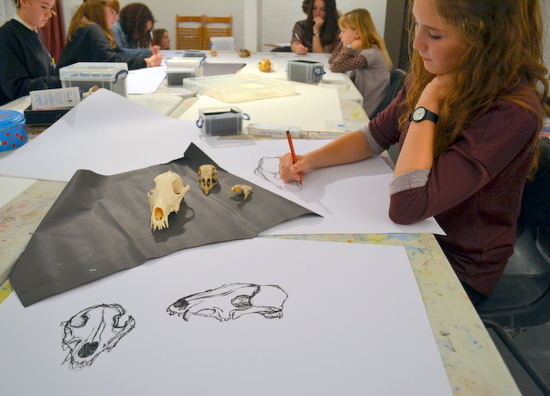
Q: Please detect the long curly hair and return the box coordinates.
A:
[304,0,339,47]
[338,9,392,69]
[67,0,120,48]
[399,0,549,168]
[119,2,154,48]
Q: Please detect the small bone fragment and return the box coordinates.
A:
[239,49,250,57]
[228,184,252,199]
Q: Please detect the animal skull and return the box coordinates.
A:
[61,304,135,370]
[167,283,288,322]
[259,58,272,72]
[197,164,218,195]
[148,171,190,230]
[228,184,252,199]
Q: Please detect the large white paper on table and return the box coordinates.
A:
[0,89,442,234]
[191,138,444,235]
[180,81,342,132]
[127,65,167,94]
[0,89,195,182]
[0,239,452,396]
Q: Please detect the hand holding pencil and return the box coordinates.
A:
[279,132,307,184]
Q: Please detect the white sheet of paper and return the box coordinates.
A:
[0,239,452,396]
[191,138,444,235]
[180,81,342,132]
[0,89,442,235]
[127,66,167,94]
[0,89,196,182]
[0,176,35,207]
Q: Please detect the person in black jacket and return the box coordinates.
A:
[56,0,162,72]
[0,0,61,105]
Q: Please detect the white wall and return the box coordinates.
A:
[61,0,386,52]
[3,0,549,67]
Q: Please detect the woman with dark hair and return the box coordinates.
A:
[0,0,61,105]
[57,0,162,71]
[112,2,157,58]
[291,0,339,54]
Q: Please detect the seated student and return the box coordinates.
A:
[279,0,549,306]
[0,0,61,105]
[57,0,162,71]
[291,0,340,55]
[153,28,170,50]
[328,9,391,119]
[112,3,157,58]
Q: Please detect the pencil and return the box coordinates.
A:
[286,130,302,184]
[149,31,158,54]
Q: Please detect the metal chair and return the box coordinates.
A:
[477,138,550,395]
[176,15,204,50]
[202,16,233,50]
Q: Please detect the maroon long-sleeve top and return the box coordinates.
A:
[363,84,541,296]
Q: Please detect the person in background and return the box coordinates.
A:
[153,28,170,50]
[57,0,162,71]
[0,0,61,105]
[329,9,391,119]
[279,0,549,306]
[112,3,157,58]
[291,0,339,54]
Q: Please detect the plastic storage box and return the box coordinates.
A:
[287,60,325,84]
[179,50,207,58]
[59,62,128,97]
[196,107,250,136]
[166,68,196,86]
[183,74,296,103]
[165,57,204,77]
[210,37,236,52]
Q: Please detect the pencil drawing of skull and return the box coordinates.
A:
[167,283,288,322]
[61,304,136,370]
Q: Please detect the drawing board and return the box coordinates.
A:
[0,239,452,396]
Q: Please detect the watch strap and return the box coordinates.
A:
[409,107,439,123]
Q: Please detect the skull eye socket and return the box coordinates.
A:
[231,295,252,309]
[70,313,89,328]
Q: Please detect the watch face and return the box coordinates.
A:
[413,107,426,121]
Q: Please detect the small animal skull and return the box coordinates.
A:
[259,58,272,73]
[228,184,252,199]
[197,164,218,195]
[167,283,288,322]
[148,170,190,230]
[61,304,135,370]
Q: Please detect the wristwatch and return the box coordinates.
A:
[313,33,320,37]
[409,107,439,123]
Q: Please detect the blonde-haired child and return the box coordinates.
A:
[328,8,392,119]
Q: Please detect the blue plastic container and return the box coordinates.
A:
[0,110,27,152]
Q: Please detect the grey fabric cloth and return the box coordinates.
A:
[10,143,316,307]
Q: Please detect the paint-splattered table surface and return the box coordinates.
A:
[0,179,520,395]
